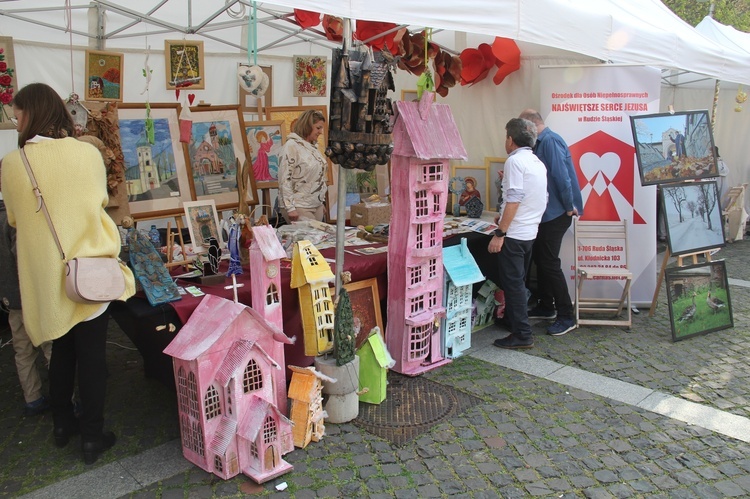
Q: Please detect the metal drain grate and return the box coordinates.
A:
[353,371,483,446]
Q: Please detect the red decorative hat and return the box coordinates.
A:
[322,15,343,41]
[491,37,521,85]
[294,9,321,29]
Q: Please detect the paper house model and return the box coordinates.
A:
[386,92,467,376]
[474,280,499,328]
[442,238,485,358]
[287,365,333,448]
[163,294,295,483]
[356,327,393,404]
[290,240,335,356]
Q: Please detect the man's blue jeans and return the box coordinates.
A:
[497,237,534,339]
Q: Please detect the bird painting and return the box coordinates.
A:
[706,291,726,314]
[678,292,697,323]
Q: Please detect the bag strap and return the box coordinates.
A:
[19,147,67,262]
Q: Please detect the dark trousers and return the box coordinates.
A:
[533,214,573,319]
[497,237,534,339]
[49,310,109,442]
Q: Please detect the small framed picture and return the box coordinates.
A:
[165,39,205,90]
[401,89,418,102]
[665,260,732,342]
[484,157,506,212]
[84,49,124,102]
[0,36,19,130]
[660,180,725,256]
[630,110,718,186]
[343,277,384,348]
[183,199,222,253]
[451,165,489,213]
[292,55,327,97]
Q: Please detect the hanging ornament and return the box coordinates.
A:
[735,84,747,112]
[416,29,435,99]
[237,2,269,98]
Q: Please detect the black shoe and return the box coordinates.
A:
[493,334,534,349]
[23,396,51,417]
[82,431,116,465]
[53,424,81,448]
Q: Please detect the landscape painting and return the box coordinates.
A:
[630,110,718,186]
[118,104,193,218]
[665,260,732,342]
[660,180,725,256]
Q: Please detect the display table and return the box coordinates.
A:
[110,243,388,388]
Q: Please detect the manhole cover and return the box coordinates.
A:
[353,371,482,446]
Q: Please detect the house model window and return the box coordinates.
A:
[428,258,437,279]
[416,190,428,217]
[263,416,277,443]
[303,246,319,266]
[204,385,221,419]
[266,283,279,305]
[416,224,424,249]
[422,163,443,182]
[243,359,263,392]
[409,323,431,359]
[409,266,422,286]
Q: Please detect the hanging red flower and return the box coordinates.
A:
[293,9,321,29]
[322,15,343,42]
[491,37,521,85]
[355,20,405,54]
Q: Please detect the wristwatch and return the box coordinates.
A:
[494,228,507,238]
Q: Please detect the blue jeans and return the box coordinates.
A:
[497,237,534,339]
[533,214,574,319]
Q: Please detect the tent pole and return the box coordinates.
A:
[334,19,352,296]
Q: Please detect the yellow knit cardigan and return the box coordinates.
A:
[1,138,135,346]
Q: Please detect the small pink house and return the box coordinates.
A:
[386,92,467,376]
[163,294,294,483]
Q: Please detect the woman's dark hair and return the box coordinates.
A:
[12,83,75,148]
[292,109,326,140]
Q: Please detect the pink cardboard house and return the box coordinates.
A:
[386,92,467,376]
[163,294,294,483]
[249,224,289,414]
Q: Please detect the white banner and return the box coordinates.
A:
[540,65,661,305]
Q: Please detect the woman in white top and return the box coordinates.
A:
[277,110,327,223]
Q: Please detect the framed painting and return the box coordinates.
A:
[451,165,489,214]
[630,110,718,186]
[660,180,725,256]
[266,105,333,185]
[165,39,205,90]
[484,157,506,212]
[118,103,193,219]
[0,37,18,130]
[182,199,222,252]
[186,105,258,210]
[343,277,384,349]
[84,49,124,102]
[239,64,273,112]
[401,89,418,102]
[293,55,327,97]
[245,120,285,189]
[665,260,732,342]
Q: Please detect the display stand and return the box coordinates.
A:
[649,248,714,316]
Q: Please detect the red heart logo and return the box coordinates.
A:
[188,94,196,105]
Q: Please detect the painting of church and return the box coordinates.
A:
[191,122,226,176]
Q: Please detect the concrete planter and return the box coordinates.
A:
[314,356,360,423]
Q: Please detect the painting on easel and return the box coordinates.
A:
[660,180,725,257]
[665,260,732,342]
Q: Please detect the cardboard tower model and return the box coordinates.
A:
[386,92,467,376]
[442,238,485,358]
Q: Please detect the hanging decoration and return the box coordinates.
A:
[459,37,520,87]
[735,84,747,112]
[237,2,269,98]
[141,43,155,144]
[415,29,435,99]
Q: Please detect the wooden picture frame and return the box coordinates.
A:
[343,277,384,349]
[451,165,489,213]
[186,105,258,210]
[484,157,506,212]
[0,37,19,130]
[84,49,124,102]
[244,120,286,189]
[401,89,418,102]
[118,103,193,219]
[630,110,718,186]
[293,55,328,97]
[660,180,725,256]
[265,105,333,186]
[239,63,273,112]
[165,39,205,90]
[182,199,223,253]
[665,260,732,342]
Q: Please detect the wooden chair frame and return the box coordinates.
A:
[574,219,633,328]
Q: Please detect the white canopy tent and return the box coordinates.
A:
[1,1,749,215]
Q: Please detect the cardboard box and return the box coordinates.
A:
[350,202,392,226]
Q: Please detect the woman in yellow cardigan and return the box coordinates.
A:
[1,83,135,465]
